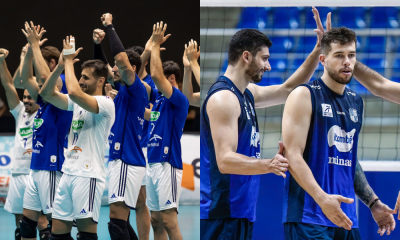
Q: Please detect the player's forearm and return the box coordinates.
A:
[0,60,21,109]
[13,66,24,89]
[286,151,327,204]
[182,66,198,106]
[217,151,269,175]
[282,45,320,91]
[139,50,151,77]
[189,60,200,86]
[39,65,64,100]
[150,45,172,96]
[64,60,82,98]
[354,161,378,207]
[21,50,34,85]
[354,61,385,96]
[31,43,51,83]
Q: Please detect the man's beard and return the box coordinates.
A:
[326,65,353,85]
[80,83,96,95]
[245,60,263,83]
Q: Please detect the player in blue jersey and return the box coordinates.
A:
[200,7,334,240]
[98,13,154,240]
[282,27,396,240]
[144,21,188,240]
[0,48,50,240]
[18,22,73,240]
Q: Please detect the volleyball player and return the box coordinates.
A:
[144,21,188,240]
[38,35,115,240]
[200,7,332,239]
[19,22,72,240]
[0,49,50,240]
[281,27,395,240]
[182,40,200,107]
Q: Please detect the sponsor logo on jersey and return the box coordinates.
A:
[149,134,162,142]
[250,126,260,147]
[23,149,33,155]
[322,104,333,117]
[150,111,160,121]
[337,111,346,115]
[164,147,169,154]
[311,85,321,89]
[70,146,82,153]
[83,161,91,169]
[115,142,120,150]
[72,120,84,130]
[349,108,358,123]
[347,91,356,96]
[249,102,255,116]
[35,141,43,148]
[33,119,43,129]
[19,127,33,137]
[137,117,144,126]
[328,156,352,167]
[327,125,356,152]
[50,155,57,163]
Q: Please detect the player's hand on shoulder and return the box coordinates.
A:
[317,194,354,230]
[267,141,288,177]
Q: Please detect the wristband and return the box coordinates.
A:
[63,41,76,56]
[369,198,380,209]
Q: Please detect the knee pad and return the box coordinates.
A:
[108,218,129,240]
[39,227,51,240]
[20,215,37,238]
[15,228,21,240]
[77,231,98,240]
[49,232,73,240]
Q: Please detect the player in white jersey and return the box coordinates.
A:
[0,48,50,240]
[39,36,115,240]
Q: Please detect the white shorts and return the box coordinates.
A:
[141,147,148,186]
[52,174,105,223]
[108,159,146,209]
[146,162,182,212]
[4,174,29,214]
[23,170,62,214]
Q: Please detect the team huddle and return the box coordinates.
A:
[0,12,199,240]
[201,7,400,240]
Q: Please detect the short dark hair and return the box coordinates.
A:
[128,46,144,56]
[228,29,272,65]
[41,46,61,65]
[125,49,142,72]
[321,27,357,55]
[81,60,108,80]
[163,61,181,83]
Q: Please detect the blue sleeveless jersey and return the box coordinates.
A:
[140,74,157,148]
[109,75,148,166]
[31,95,73,170]
[283,78,363,228]
[200,76,261,222]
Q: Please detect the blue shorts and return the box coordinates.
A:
[284,222,361,240]
[201,218,253,240]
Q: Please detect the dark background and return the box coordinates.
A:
[0,0,200,132]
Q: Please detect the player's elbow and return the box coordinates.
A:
[216,157,230,174]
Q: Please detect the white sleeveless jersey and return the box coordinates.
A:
[62,95,115,182]
[11,102,37,174]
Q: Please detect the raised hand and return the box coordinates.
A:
[151,21,171,46]
[93,29,106,44]
[0,49,9,61]
[101,13,113,27]
[144,36,167,53]
[267,141,289,178]
[183,49,190,68]
[186,39,199,62]
[371,200,396,236]
[318,194,354,230]
[312,6,331,46]
[21,21,47,45]
[62,36,83,61]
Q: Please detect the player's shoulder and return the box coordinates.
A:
[207,90,241,117]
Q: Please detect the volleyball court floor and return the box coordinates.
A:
[0,205,200,239]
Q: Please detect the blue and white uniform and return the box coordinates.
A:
[200,76,260,240]
[146,86,188,211]
[4,102,37,214]
[108,75,148,208]
[23,95,72,214]
[283,79,363,238]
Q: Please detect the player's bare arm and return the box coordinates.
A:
[140,35,167,78]
[249,7,331,108]
[21,21,50,85]
[20,44,40,102]
[354,60,400,105]
[208,90,288,176]
[150,21,175,99]
[354,161,396,235]
[0,49,20,110]
[282,86,354,230]
[186,39,200,86]
[63,36,102,114]
[13,44,30,89]
[182,44,200,107]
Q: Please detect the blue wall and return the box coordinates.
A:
[254,171,400,240]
